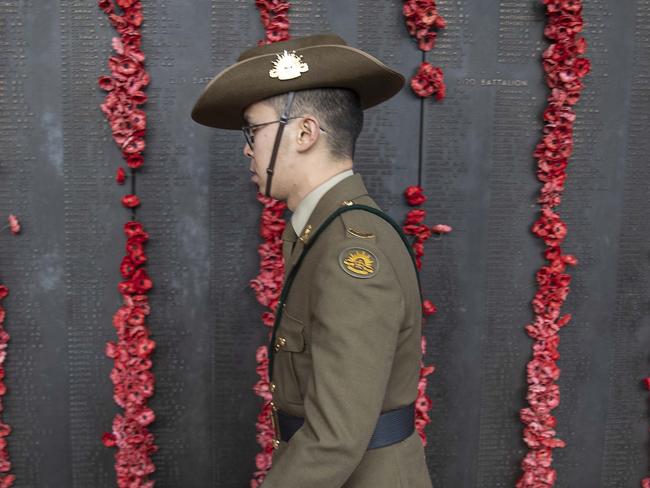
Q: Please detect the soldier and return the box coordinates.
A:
[191,33,433,488]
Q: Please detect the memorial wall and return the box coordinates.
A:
[0,0,648,486]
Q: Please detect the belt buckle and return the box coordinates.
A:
[270,401,280,449]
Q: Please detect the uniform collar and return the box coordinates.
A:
[291,169,354,235]
[294,172,370,242]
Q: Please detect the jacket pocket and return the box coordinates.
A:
[273,310,306,406]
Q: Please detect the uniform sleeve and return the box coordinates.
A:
[261,240,405,488]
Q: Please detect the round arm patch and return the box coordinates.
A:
[338,247,378,278]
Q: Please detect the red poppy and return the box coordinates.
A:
[7,215,20,235]
[405,209,426,225]
[431,224,452,234]
[98,75,115,91]
[120,256,136,279]
[135,338,155,358]
[135,407,155,426]
[126,154,144,169]
[116,166,127,184]
[122,136,145,154]
[124,9,143,27]
[403,0,446,51]
[122,194,141,208]
[404,185,427,206]
[410,62,445,99]
[131,268,153,293]
[131,91,147,105]
[109,55,139,76]
[422,300,437,316]
[124,221,146,238]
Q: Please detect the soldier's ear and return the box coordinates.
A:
[295,116,320,152]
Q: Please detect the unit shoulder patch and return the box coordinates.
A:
[338,247,378,279]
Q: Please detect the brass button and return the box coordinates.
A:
[274,336,287,351]
[342,200,354,206]
[272,439,280,449]
[270,382,276,393]
[270,401,278,412]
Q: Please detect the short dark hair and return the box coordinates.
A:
[263,88,363,161]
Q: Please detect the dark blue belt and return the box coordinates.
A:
[277,402,415,449]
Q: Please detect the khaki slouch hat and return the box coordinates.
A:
[191,33,405,130]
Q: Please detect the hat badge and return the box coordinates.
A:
[269,50,309,80]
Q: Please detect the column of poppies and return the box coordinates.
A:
[402,186,451,444]
[403,0,446,99]
[96,1,157,487]
[0,215,20,488]
[0,284,13,488]
[255,0,291,45]
[249,3,292,486]
[250,195,287,488]
[516,1,589,486]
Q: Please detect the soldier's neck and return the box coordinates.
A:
[286,158,353,211]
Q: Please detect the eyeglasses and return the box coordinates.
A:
[242,116,327,149]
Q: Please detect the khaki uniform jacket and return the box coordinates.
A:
[262,173,432,488]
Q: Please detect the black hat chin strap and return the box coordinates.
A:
[264,91,296,198]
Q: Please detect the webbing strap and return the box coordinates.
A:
[268,204,423,379]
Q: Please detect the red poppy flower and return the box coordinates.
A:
[124,9,143,27]
[403,0,446,51]
[126,238,145,258]
[102,432,117,447]
[431,224,452,234]
[130,91,147,105]
[105,341,118,359]
[116,166,127,184]
[122,194,141,208]
[135,338,155,358]
[410,62,445,99]
[127,109,146,131]
[422,300,437,316]
[122,136,145,154]
[120,256,137,279]
[124,221,146,238]
[98,0,113,13]
[118,281,136,295]
[131,268,153,293]
[126,154,144,169]
[405,209,426,225]
[98,75,115,91]
[7,215,20,235]
[109,55,139,76]
[404,185,427,206]
[135,407,155,426]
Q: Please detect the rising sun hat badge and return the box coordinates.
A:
[269,50,310,80]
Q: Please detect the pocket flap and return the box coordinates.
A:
[274,310,305,352]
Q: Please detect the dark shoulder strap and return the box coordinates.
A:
[268,204,423,379]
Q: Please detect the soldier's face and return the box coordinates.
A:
[242,101,296,199]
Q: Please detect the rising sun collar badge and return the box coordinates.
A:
[269,50,310,80]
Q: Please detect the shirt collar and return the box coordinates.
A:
[291,169,354,235]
